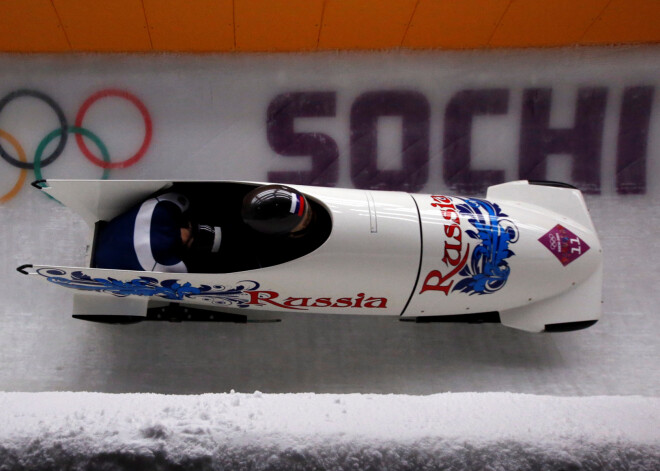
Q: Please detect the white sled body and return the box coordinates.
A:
[23,179,602,332]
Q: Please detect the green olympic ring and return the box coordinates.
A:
[34,126,111,201]
[34,126,111,181]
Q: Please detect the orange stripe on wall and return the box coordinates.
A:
[0,0,658,52]
[582,0,660,45]
[489,0,610,48]
[143,0,234,52]
[0,0,69,52]
[52,0,151,52]
[403,0,510,50]
[235,0,324,52]
[318,0,417,50]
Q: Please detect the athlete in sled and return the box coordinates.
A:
[19,179,603,333]
[92,184,315,274]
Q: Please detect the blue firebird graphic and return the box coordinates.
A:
[452,198,519,295]
[37,268,259,308]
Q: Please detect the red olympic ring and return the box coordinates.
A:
[75,89,152,169]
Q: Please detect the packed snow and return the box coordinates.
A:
[0,391,658,470]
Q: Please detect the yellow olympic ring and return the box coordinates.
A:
[0,129,28,204]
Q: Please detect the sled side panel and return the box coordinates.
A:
[41,179,173,225]
[24,265,266,313]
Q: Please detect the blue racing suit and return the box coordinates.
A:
[94,193,191,272]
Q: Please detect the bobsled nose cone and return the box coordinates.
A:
[498,210,603,333]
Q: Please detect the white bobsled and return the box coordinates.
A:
[19,179,602,333]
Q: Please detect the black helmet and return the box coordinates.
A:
[190,224,222,253]
[242,185,310,235]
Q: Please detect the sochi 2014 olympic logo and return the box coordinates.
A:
[0,88,152,204]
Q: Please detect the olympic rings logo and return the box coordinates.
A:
[0,88,152,204]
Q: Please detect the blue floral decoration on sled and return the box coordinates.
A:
[38,268,259,308]
[453,198,519,295]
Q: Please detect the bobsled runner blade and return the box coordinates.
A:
[72,305,281,324]
[146,304,281,323]
[72,315,145,325]
[544,320,598,332]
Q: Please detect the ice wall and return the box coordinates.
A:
[0,48,657,194]
[0,47,658,396]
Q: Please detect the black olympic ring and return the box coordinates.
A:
[0,89,68,170]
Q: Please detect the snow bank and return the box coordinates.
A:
[0,392,658,470]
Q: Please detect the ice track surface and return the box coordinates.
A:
[0,194,658,396]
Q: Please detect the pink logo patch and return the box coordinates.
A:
[539,225,590,266]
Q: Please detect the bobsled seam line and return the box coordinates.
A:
[400,193,424,317]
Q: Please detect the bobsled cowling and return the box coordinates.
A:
[23,179,602,333]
